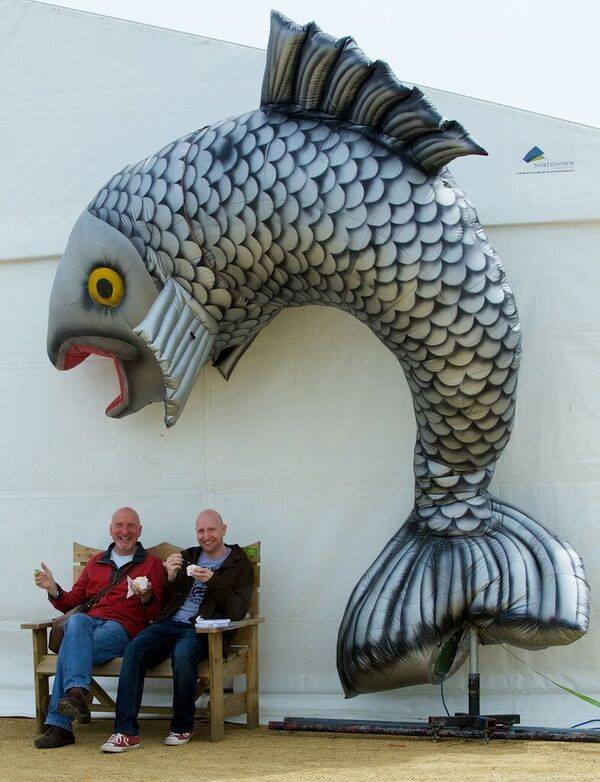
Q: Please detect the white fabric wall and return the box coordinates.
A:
[1,0,599,727]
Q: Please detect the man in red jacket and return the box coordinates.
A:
[33,506,165,749]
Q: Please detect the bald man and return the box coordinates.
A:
[101,509,253,752]
[33,507,165,749]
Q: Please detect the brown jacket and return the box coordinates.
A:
[157,544,254,627]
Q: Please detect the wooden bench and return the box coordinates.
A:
[21,541,264,741]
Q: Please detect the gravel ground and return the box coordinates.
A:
[1,717,598,782]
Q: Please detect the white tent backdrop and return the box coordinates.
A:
[1,0,599,726]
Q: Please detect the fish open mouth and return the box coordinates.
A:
[54,336,138,418]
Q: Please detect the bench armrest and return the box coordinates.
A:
[195,616,265,634]
[20,621,53,630]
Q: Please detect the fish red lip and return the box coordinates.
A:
[56,337,137,418]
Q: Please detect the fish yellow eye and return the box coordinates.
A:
[87,267,124,307]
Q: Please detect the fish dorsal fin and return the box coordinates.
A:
[260,11,487,174]
[133,278,216,427]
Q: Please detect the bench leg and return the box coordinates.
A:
[208,634,225,741]
[246,624,259,729]
[32,629,49,732]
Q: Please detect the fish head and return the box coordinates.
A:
[47,209,166,419]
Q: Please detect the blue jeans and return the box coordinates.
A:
[114,618,208,735]
[45,613,130,730]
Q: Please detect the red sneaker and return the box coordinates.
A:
[164,730,194,746]
[100,733,141,753]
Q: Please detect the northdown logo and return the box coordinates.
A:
[517,146,574,175]
[523,146,545,163]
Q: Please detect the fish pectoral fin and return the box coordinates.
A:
[213,333,260,381]
[133,278,216,427]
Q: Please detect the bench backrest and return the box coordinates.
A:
[72,540,261,617]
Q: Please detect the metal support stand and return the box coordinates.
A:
[427,628,520,737]
[468,626,480,716]
[269,627,600,742]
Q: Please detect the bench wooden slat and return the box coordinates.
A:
[195,616,265,634]
[20,621,52,630]
[90,704,175,716]
[222,652,248,678]
[222,691,248,719]
[146,541,183,562]
[36,648,248,679]
[73,542,102,561]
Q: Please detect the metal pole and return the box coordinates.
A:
[468,626,480,716]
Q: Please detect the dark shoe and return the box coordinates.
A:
[57,686,91,722]
[34,726,75,749]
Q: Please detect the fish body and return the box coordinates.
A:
[47,11,589,695]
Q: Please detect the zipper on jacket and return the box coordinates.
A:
[103,560,135,585]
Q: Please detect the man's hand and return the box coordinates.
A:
[190,566,214,583]
[165,553,184,582]
[34,562,59,597]
[131,579,152,604]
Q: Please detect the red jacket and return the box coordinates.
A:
[50,543,165,638]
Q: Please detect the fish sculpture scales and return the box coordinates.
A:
[47,11,589,695]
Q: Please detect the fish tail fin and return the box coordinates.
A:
[337,497,589,697]
[261,10,486,174]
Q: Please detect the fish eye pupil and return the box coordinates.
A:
[96,278,113,299]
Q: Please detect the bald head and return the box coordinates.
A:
[110,506,142,555]
[197,509,223,526]
[112,506,140,526]
[195,509,228,558]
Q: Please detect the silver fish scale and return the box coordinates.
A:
[89,107,519,535]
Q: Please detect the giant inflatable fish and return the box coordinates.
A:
[47,11,589,695]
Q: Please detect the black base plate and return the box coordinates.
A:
[268,716,600,743]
